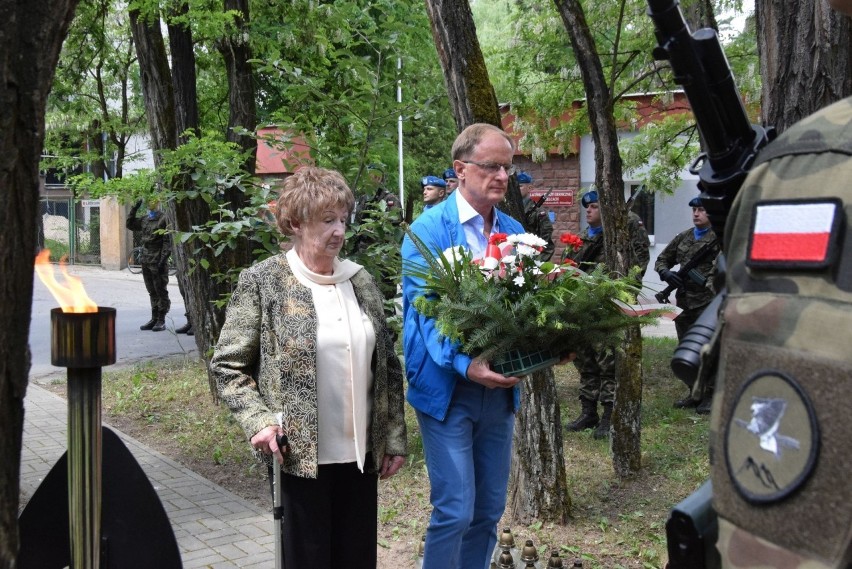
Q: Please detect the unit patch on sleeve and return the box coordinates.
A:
[724,370,819,504]
[747,198,843,270]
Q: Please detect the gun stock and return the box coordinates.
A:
[666,480,721,569]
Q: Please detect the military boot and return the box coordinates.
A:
[565,398,599,432]
[151,311,167,332]
[593,403,613,440]
[140,310,157,331]
[175,318,192,334]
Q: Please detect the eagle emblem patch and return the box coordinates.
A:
[724,370,819,503]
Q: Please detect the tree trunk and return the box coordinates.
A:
[424,0,568,522]
[612,324,643,476]
[0,0,79,564]
[554,0,643,475]
[218,0,257,175]
[756,0,852,133]
[132,5,259,398]
[423,0,500,133]
[509,369,571,524]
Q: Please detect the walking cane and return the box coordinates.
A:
[273,413,290,569]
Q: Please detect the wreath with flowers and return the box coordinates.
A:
[404,228,660,373]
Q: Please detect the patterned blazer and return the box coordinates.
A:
[210,253,407,478]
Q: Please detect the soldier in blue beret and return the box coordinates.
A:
[442,167,458,194]
[517,172,554,260]
[565,189,650,438]
[422,175,447,210]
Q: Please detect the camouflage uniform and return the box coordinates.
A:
[127,203,171,330]
[566,218,651,436]
[708,98,852,568]
[654,226,719,339]
[522,196,555,260]
[628,212,651,280]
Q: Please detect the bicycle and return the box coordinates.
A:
[128,246,177,276]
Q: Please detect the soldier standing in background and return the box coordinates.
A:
[517,171,555,261]
[442,167,458,194]
[127,198,171,332]
[421,175,447,211]
[654,197,719,412]
[565,190,650,438]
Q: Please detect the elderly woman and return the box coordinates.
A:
[210,166,407,568]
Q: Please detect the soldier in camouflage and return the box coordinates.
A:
[126,198,171,332]
[654,197,720,411]
[704,92,852,569]
[517,172,555,260]
[565,190,650,439]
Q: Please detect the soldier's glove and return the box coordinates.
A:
[158,257,169,271]
[660,269,683,289]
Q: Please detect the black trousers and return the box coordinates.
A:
[269,459,379,569]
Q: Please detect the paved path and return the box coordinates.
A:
[25,264,274,568]
[21,382,276,569]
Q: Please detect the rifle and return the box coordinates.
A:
[646,0,774,248]
[654,238,719,303]
[531,185,555,212]
[625,185,643,212]
[645,3,775,568]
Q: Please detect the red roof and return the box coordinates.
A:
[256,127,313,175]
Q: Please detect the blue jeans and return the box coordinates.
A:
[417,380,515,569]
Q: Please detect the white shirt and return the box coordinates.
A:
[286,249,376,472]
[455,189,504,257]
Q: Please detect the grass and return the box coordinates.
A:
[89,336,710,568]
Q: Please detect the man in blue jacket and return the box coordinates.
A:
[402,123,525,569]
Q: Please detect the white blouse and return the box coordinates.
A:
[286,249,376,472]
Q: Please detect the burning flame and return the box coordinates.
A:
[35,250,98,313]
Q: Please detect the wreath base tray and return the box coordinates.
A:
[491,348,560,377]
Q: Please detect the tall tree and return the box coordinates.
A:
[553,0,644,476]
[424,0,570,524]
[44,0,146,183]
[130,1,256,395]
[0,0,79,564]
[756,0,852,132]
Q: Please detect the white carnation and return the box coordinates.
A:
[440,246,467,266]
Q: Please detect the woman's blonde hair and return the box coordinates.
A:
[275,166,355,236]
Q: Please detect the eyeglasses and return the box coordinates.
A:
[461,161,518,176]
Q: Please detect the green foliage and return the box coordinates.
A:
[250,0,456,203]
[405,229,657,360]
[102,360,258,475]
[472,0,759,194]
[155,133,282,293]
[44,239,70,261]
[44,0,147,183]
[343,198,405,334]
[620,113,702,194]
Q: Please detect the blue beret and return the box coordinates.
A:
[422,175,446,187]
[688,196,703,207]
[517,171,533,184]
[581,190,599,207]
[443,168,457,180]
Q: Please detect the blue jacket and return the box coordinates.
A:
[401,194,525,420]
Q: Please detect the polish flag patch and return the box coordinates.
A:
[747,199,843,269]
